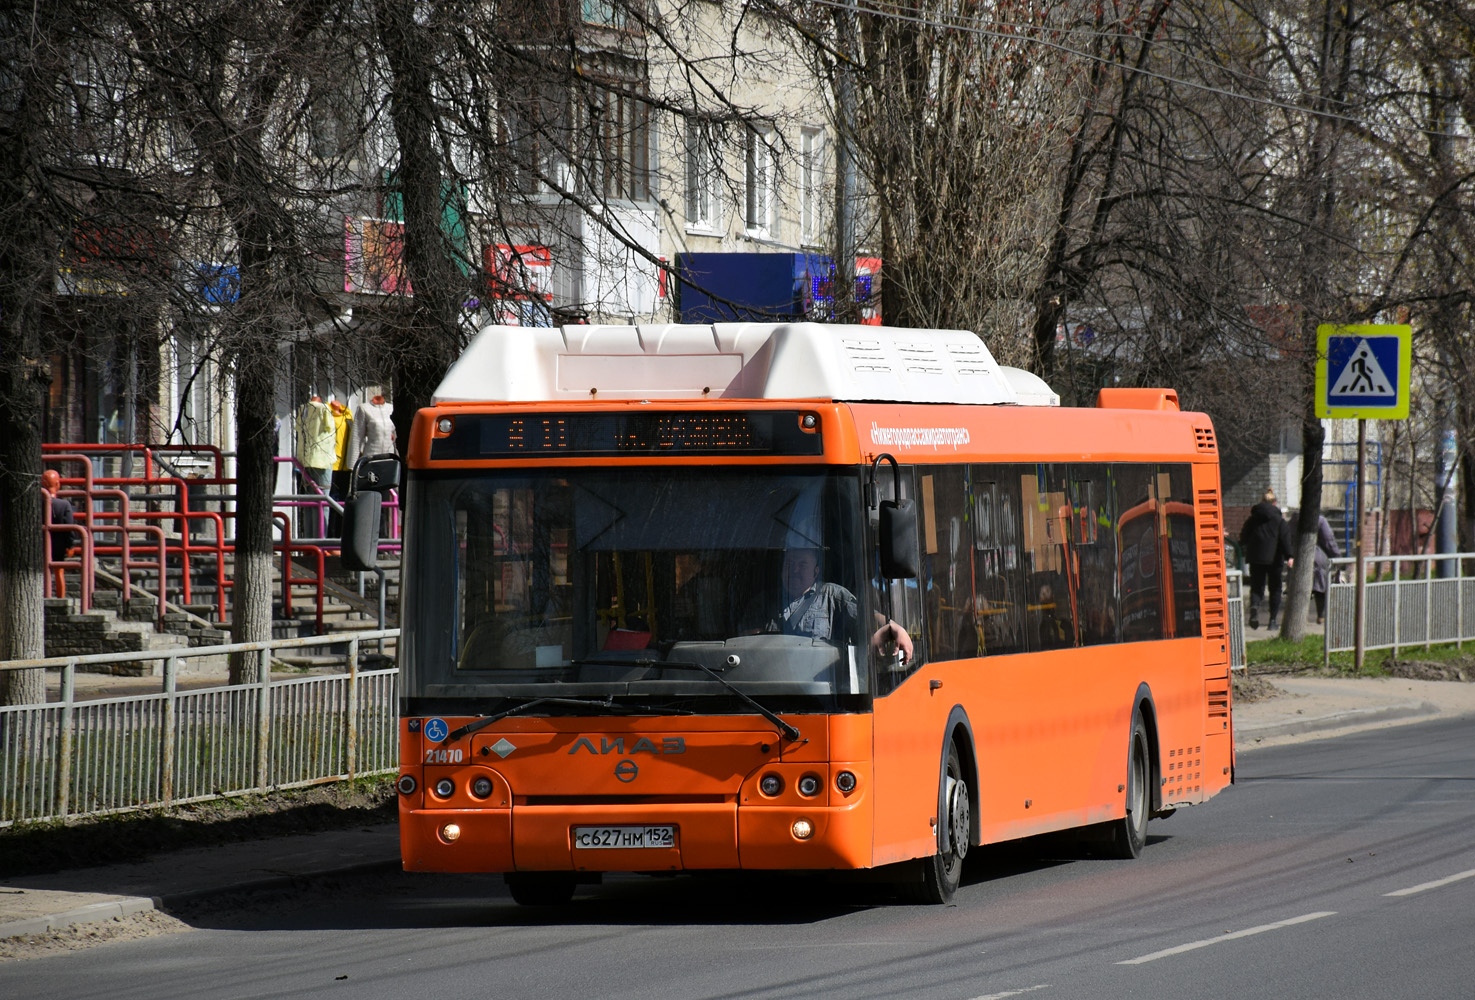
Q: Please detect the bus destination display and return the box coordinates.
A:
[430,411,824,459]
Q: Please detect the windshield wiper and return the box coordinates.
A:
[446,696,690,743]
[570,657,802,743]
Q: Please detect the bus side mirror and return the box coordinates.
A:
[879,499,919,579]
[870,452,918,579]
[341,492,382,572]
[354,454,401,493]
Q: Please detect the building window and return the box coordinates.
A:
[582,0,628,28]
[685,118,719,230]
[800,127,823,245]
[502,86,562,196]
[582,57,651,202]
[745,127,776,235]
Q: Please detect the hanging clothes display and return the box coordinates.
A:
[352,394,396,540]
[330,400,353,473]
[327,400,354,536]
[295,397,336,489]
[353,395,396,462]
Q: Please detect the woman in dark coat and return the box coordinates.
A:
[1239,489,1290,628]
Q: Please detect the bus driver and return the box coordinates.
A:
[749,547,913,665]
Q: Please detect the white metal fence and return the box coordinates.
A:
[1324,553,1475,664]
[0,631,399,826]
[4,573,1253,826]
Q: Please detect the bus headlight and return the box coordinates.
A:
[440,823,461,843]
[759,773,783,797]
[397,774,417,795]
[434,778,455,798]
[835,770,857,793]
[471,776,493,799]
[791,819,814,840]
[797,774,821,797]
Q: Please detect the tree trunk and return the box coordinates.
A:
[1282,403,1325,642]
[0,358,47,706]
[228,365,277,684]
[374,0,469,453]
[0,22,61,705]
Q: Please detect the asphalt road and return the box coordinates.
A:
[5,718,1473,1000]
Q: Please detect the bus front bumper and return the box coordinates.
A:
[400,798,873,873]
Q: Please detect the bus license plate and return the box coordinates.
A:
[573,825,676,850]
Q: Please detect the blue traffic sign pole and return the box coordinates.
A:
[1356,420,1366,671]
[1316,324,1412,673]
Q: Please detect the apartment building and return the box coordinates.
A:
[36,3,875,478]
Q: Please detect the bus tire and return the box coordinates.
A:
[505,872,577,906]
[911,741,969,903]
[1103,711,1150,860]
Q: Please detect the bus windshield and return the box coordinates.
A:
[400,467,869,706]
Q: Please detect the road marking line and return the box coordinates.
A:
[968,987,1050,1000]
[1116,912,1337,965]
[1384,868,1475,897]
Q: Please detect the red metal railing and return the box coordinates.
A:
[58,487,167,625]
[43,518,94,610]
[42,442,226,480]
[41,442,396,635]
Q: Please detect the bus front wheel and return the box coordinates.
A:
[1103,712,1150,860]
[911,741,969,903]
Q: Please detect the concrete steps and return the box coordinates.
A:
[45,546,400,664]
[43,599,212,676]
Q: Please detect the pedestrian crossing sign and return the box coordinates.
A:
[1315,324,1411,419]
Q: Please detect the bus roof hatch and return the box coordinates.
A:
[432,322,1058,406]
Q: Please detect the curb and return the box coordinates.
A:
[0,895,158,939]
[0,858,400,941]
[1235,700,1438,745]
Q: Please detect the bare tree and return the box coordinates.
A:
[117,0,356,680]
[0,1,77,704]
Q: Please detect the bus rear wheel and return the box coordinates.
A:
[506,872,577,906]
[911,741,969,904]
[1103,712,1150,860]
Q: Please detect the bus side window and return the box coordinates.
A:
[1115,464,1163,641]
[871,464,923,694]
[1021,464,1075,650]
[920,466,972,661]
[1070,464,1119,646]
[1161,463,1201,638]
[971,469,1025,656]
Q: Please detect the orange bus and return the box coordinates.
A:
[362,322,1234,905]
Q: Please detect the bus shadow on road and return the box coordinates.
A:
[958,831,1175,888]
[168,834,1173,933]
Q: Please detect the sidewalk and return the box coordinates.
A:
[5,674,1475,944]
[0,824,400,941]
[1233,674,1475,746]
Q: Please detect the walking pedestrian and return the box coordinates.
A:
[1239,489,1291,629]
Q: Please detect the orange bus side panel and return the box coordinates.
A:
[873,638,1213,856]
[871,668,954,865]
[971,649,1132,842]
